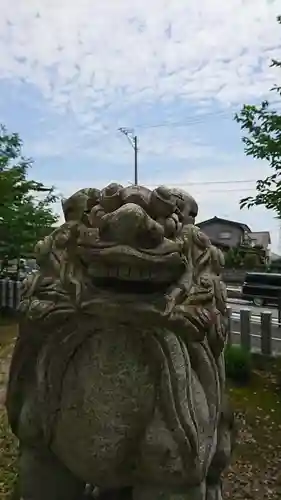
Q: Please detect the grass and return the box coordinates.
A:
[1,321,281,499]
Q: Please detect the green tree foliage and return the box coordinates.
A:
[243,252,260,270]
[225,345,252,384]
[224,247,244,268]
[0,124,59,261]
[234,15,281,216]
[224,245,265,269]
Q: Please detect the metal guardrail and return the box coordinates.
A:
[0,278,22,310]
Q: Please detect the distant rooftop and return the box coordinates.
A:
[197,216,251,232]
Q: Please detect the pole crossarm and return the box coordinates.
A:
[118,127,138,185]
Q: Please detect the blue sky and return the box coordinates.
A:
[0,0,281,250]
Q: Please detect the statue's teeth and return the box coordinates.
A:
[119,265,131,279]
[107,267,118,278]
[139,268,149,280]
[92,266,104,277]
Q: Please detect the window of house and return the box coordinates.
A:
[219,231,231,239]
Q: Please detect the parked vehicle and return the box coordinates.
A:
[242,272,281,307]
[0,257,38,280]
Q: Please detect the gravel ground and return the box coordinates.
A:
[223,359,281,499]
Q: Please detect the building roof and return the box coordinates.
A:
[197,216,251,232]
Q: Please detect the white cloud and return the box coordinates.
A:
[1,0,281,250]
[0,0,280,125]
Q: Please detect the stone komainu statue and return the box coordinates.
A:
[6,184,234,500]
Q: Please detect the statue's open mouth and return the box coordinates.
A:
[77,242,187,294]
[92,276,172,294]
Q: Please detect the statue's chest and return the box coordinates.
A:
[52,328,156,485]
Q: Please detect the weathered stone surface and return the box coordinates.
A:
[5,184,234,499]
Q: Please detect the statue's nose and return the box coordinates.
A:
[99,203,164,248]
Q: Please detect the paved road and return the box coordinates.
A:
[227,298,279,321]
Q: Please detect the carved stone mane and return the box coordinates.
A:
[6,183,232,500]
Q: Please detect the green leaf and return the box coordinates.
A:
[234,16,281,217]
[0,124,59,261]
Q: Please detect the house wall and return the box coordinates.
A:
[249,231,270,246]
[197,221,245,248]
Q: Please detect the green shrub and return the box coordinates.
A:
[225,345,252,384]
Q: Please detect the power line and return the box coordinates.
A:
[134,100,281,130]
[147,179,256,187]
[201,188,255,193]
[134,110,234,130]
[115,109,246,185]
[107,110,232,136]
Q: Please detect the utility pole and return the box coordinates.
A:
[118,127,138,185]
